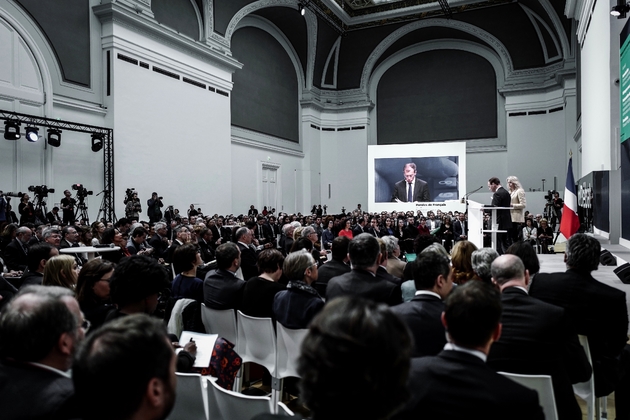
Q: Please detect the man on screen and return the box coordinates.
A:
[392,163,431,202]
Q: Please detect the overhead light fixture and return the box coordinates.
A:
[612,0,630,18]
[3,120,21,140]
[47,129,62,147]
[299,2,305,15]
[91,133,103,152]
[25,126,39,142]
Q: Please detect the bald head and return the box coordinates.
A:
[491,255,527,289]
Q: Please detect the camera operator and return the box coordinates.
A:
[147,192,163,223]
[0,191,7,227]
[125,191,142,221]
[18,194,35,225]
[552,191,563,224]
[60,190,76,225]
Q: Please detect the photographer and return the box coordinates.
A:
[552,191,563,224]
[60,190,76,225]
[146,192,163,223]
[18,194,35,225]
[124,191,142,221]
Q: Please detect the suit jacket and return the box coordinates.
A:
[253,223,275,246]
[327,268,402,306]
[529,269,629,396]
[46,211,62,224]
[148,234,169,259]
[0,360,78,420]
[273,284,324,329]
[352,224,366,237]
[389,293,446,357]
[203,268,246,310]
[313,259,351,298]
[490,186,512,230]
[376,265,402,287]
[3,238,28,271]
[237,242,259,281]
[198,238,215,263]
[453,219,468,241]
[395,350,544,420]
[487,287,591,420]
[392,178,431,202]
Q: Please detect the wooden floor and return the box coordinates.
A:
[577,393,615,420]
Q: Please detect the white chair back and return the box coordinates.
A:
[236,310,277,377]
[206,376,272,420]
[275,323,308,381]
[498,372,558,420]
[167,372,208,420]
[200,304,237,344]
[573,334,596,420]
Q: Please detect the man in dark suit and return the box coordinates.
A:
[252,216,276,249]
[352,217,367,237]
[395,281,544,420]
[453,212,468,242]
[197,227,215,263]
[234,226,258,281]
[209,217,231,248]
[488,176,512,254]
[0,285,85,420]
[314,236,351,297]
[390,251,451,357]
[3,226,31,271]
[148,221,170,260]
[19,243,59,289]
[46,206,62,224]
[391,163,431,202]
[203,242,245,310]
[529,234,630,416]
[165,225,189,267]
[488,254,592,420]
[375,238,402,287]
[327,233,402,306]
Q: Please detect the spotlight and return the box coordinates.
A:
[299,2,305,15]
[91,133,103,152]
[47,129,62,147]
[612,0,630,18]
[25,126,39,142]
[3,120,21,140]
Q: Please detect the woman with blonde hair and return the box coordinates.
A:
[450,240,478,285]
[43,255,79,290]
[507,175,526,243]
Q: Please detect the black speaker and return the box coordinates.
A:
[614,263,630,284]
[600,249,617,266]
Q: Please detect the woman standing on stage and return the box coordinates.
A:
[507,175,526,244]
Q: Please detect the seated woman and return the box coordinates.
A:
[43,255,79,290]
[450,240,478,285]
[273,249,324,329]
[437,216,454,253]
[417,217,430,236]
[171,243,204,302]
[91,221,105,246]
[76,259,115,330]
[99,228,130,263]
[321,219,335,250]
[241,249,286,319]
[537,218,554,254]
[338,218,353,240]
[522,218,537,247]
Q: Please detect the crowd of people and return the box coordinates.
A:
[0,183,628,420]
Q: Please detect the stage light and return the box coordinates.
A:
[25,126,39,142]
[3,120,21,140]
[612,0,630,18]
[91,133,103,152]
[47,129,61,147]
[299,2,305,15]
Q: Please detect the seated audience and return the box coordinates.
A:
[0,285,85,420]
[42,226,62,248]
[241,249,285,319]
[395,281,544,420]
[375,238,402,286]
[383,235,406,279]
[171,243,204,302]
[273,249,324,329]
[43,255,79,290]
[73,314,176,420]
[19,242,59,289]
[99,228,130,263]
[401,234,437,281]
[450,240,478,285]
[75,259,115,331]
[3,226,31,271]
[203,242,245,310]
[522,218,537,247]
[487,255,591,420]
[327,233,402,306]
[537,218,554,254]
[505,241,540,278]
[470,247,499,285]
[314,236,351,298]
[390,251,452,357]
[234,226,258,281]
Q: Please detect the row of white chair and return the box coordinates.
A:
[200,304,308,413]
[168,373,294,420]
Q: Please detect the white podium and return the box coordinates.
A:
[467,200,509,252]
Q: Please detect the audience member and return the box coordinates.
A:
[487,255,591,420]
[43,255,79,290]
[126,226,150,256]
[196,227,215,263]
[171,244,204,302]
[19,242,59,289]
[530,234,630,415]
[203,242,245,310]
[327,233,402,306]
[75,258,115,331]
[470,247,499,285]
[383,236,406,279]
[241,249,286,319]
[42,226,62,248]
[59,225,79,249]
[375,237,402,286]
[273,249,324,329]
[234,226,258,281]
[3,226,31,271]
[450,240,478,285]
[390,251,451,357]
[99,228,129,263]
[395,281,544,420]
[73,314,176,420]
[0,285,86,420]
[453,213,468,242]
[505,241,540,277]
[148,221,170,260]
[314,236,351,298]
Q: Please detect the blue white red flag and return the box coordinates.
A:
[560,157,580,239]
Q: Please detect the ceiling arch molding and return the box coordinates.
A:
[536,0,572,59]
[360,18,514,95]
[520,4,562,64]
[367,39,507,151]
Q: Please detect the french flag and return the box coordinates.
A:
[560,157,580,239]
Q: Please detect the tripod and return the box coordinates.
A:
[95,190,114,223]
[32,195,48,224]
[74,197,89,224]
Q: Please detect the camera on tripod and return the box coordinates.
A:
[1,191,24,199]
[544,189,557,205]
[28,185,55,198]
[72,184,93,200]
[124,188,136,204]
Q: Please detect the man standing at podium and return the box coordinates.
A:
[487,177,511,254]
